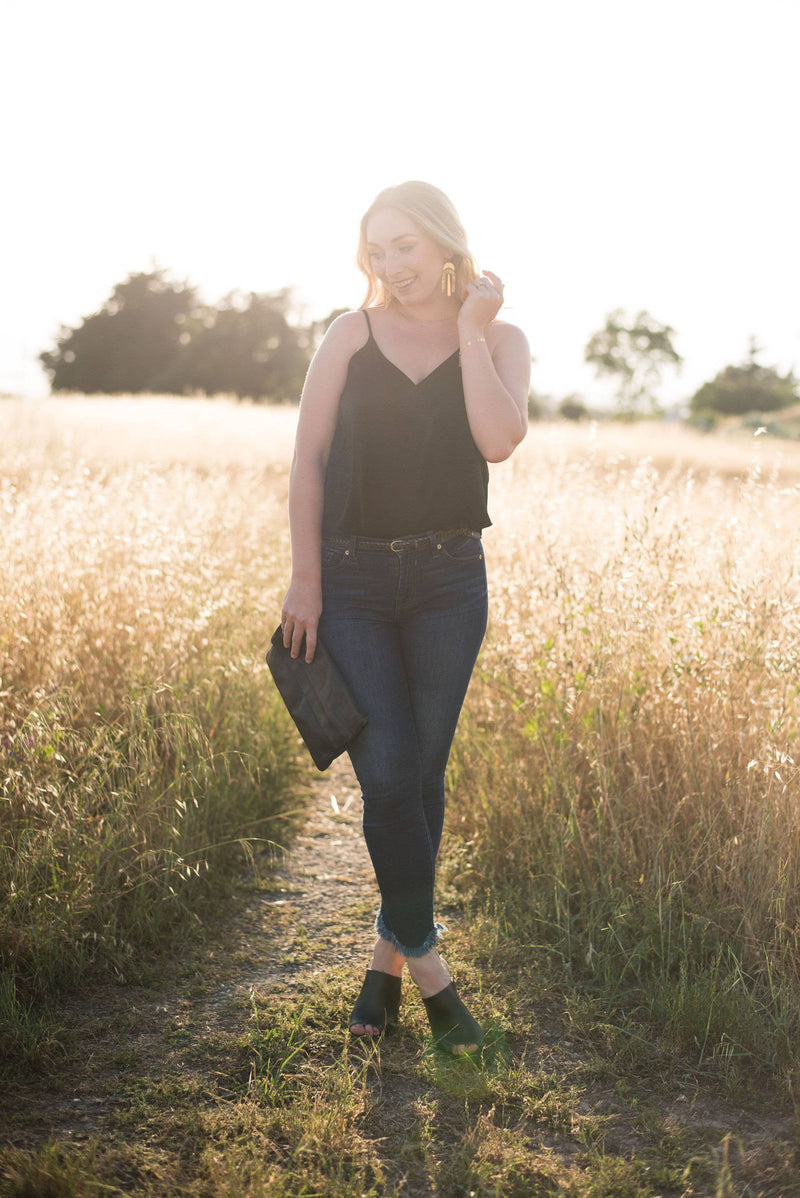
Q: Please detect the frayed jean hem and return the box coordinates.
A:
[375,910,446,958]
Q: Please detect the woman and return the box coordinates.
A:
[281,181,530,1053]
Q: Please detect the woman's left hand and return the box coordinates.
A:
[459,270,504,329]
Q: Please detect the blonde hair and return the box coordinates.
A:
[356,181,479,309]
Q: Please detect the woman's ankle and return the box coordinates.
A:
[370,937,405,976]
[405,949,451,999]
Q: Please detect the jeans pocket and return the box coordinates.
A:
[321,543,353,571]
[438,533,483,563]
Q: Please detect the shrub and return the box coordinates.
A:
[690,342,798,416]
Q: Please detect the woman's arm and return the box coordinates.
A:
[458,272,531,463]
[281,312,365,662]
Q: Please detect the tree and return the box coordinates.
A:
[584,309,682,413]
[558,395,588,422]
[177,289,311,401]
[39,271,315,401]
[689,338,798,416]
[40,268,201,394]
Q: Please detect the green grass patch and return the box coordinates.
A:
[446,644,800,1101]
[2,961,798,1197]
[1,673,304,1068]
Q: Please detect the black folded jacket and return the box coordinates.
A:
[266,626,368,771]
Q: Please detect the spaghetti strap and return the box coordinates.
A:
[363,309,373,339]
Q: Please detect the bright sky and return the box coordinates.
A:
[2,0,798,407]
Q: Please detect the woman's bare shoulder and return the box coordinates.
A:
[487,319,530,351]
[321,309,371,358]
[299,310,370,415]
[296,312,371,449]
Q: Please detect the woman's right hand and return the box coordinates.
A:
[280,578,322,663]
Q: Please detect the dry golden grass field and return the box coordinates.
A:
[2,396,800,1196]
[1,398,302,1029]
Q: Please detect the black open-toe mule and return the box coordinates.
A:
[422,981,484,1054]
[349,969,402,1037]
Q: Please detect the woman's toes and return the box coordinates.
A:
[350,1022,380,1038]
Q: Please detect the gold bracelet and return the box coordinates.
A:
[459,336,486,356]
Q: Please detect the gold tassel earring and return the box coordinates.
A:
[441,260,456,297]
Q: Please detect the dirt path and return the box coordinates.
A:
[2,760,799,1196]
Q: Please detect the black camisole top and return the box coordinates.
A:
[322,311,491,539]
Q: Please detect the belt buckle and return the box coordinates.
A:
[390,539,404,552]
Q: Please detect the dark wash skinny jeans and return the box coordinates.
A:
[319,529,488,956]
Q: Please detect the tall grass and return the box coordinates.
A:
[449,423,800,1091]
[5,399,800,1095]
[1,398,302,1060]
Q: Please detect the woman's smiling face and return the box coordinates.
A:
[365,207,449,307]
